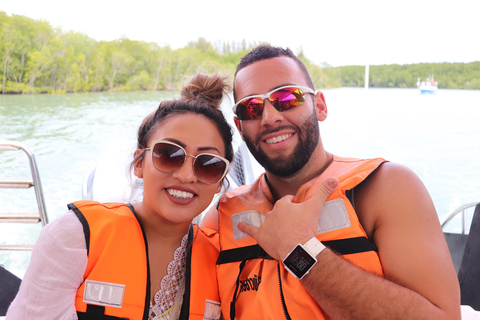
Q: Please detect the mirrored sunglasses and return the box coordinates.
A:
[233,85,315,120]
[144,140,229,184]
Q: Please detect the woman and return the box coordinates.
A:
[6,73,233,320]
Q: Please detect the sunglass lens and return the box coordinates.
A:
[194,155,227,184]
[152,143,185,172]
[237,88,307,120]
[237,97,264,120]
[269,87,305,111]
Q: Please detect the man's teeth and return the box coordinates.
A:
[167,189,194,199]
[265,134,292,144]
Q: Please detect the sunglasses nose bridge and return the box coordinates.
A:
[172,154,197,183]
[261,97,284,124]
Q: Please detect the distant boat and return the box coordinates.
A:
[417,76,438,94]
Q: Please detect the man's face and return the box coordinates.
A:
[233,57,321,177]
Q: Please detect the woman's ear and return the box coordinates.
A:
[134,150,144,178]
[216,180,224,193]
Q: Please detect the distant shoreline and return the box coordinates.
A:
[2,12,480,94]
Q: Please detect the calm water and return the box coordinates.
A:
[1,88,480,276]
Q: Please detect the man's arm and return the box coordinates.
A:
[238,167,461,320]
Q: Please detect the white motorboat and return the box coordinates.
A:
[417,76,439,94]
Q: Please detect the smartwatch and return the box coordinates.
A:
[283,237,325,279]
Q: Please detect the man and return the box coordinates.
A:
[202,45,460,319]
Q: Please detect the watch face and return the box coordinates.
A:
[283,245,317,279]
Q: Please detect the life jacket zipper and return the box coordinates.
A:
[277,262,292,320]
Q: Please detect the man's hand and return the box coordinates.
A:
[237,177,338,261]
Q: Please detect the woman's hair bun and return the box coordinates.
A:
[181,73,231,110]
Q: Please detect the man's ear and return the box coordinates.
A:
[314,91,328,121]
[134,150,144,178]
[234,116,245,141]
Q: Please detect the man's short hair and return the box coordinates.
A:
[234,45,315,94]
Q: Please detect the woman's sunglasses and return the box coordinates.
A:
[143,140,229,184]
[233,85,315,120]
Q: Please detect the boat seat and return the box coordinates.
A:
[444,232,469,273]
[0,266,21,316]
[457,203,480,311]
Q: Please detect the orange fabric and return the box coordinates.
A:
[73,201,149,319]
[72,201,221,320]
[217,156,386,319]
[187,226,222,319]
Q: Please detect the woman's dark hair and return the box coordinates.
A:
[131,73,233,172]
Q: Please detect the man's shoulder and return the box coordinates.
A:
[355,161,425,213]
[355,161,428,238]
[363,161,417,183]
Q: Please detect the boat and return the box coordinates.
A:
[442,202,480,313]
[0,141,48,318]
[1,139,480,318]
[417,76,439,94]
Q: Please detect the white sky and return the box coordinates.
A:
[2,0,479,66]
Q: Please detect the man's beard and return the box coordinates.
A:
[243,114,319,177]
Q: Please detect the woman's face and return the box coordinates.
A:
[135,113,226,225]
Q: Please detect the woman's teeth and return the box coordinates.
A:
[167,189,194,199]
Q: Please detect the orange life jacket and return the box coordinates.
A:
[216,156,386,320]
[69,200,221,320]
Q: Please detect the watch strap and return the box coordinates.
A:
[303,237,326,258]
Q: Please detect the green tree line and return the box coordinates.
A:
[1,12,478,94]
[0,12,336,94]
[338,62,480,90]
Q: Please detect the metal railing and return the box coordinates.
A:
[441,202,479,234]
[0,141,48,251]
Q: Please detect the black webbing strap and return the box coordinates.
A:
[178,224,194,320]
[230,260,247,320]
[217,237,376,265]
[77,304,128,320]
[217,245,273,265]
[67,203,91,256]
[323,236,377,254]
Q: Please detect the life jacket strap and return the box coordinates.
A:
[217,236,376,265]
[179,224,194,320]
[230,260,247,320]
[324,236,377,254]
[217,245,273,265]
[77,304,128,320]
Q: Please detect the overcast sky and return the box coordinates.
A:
[2,0,479,66]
